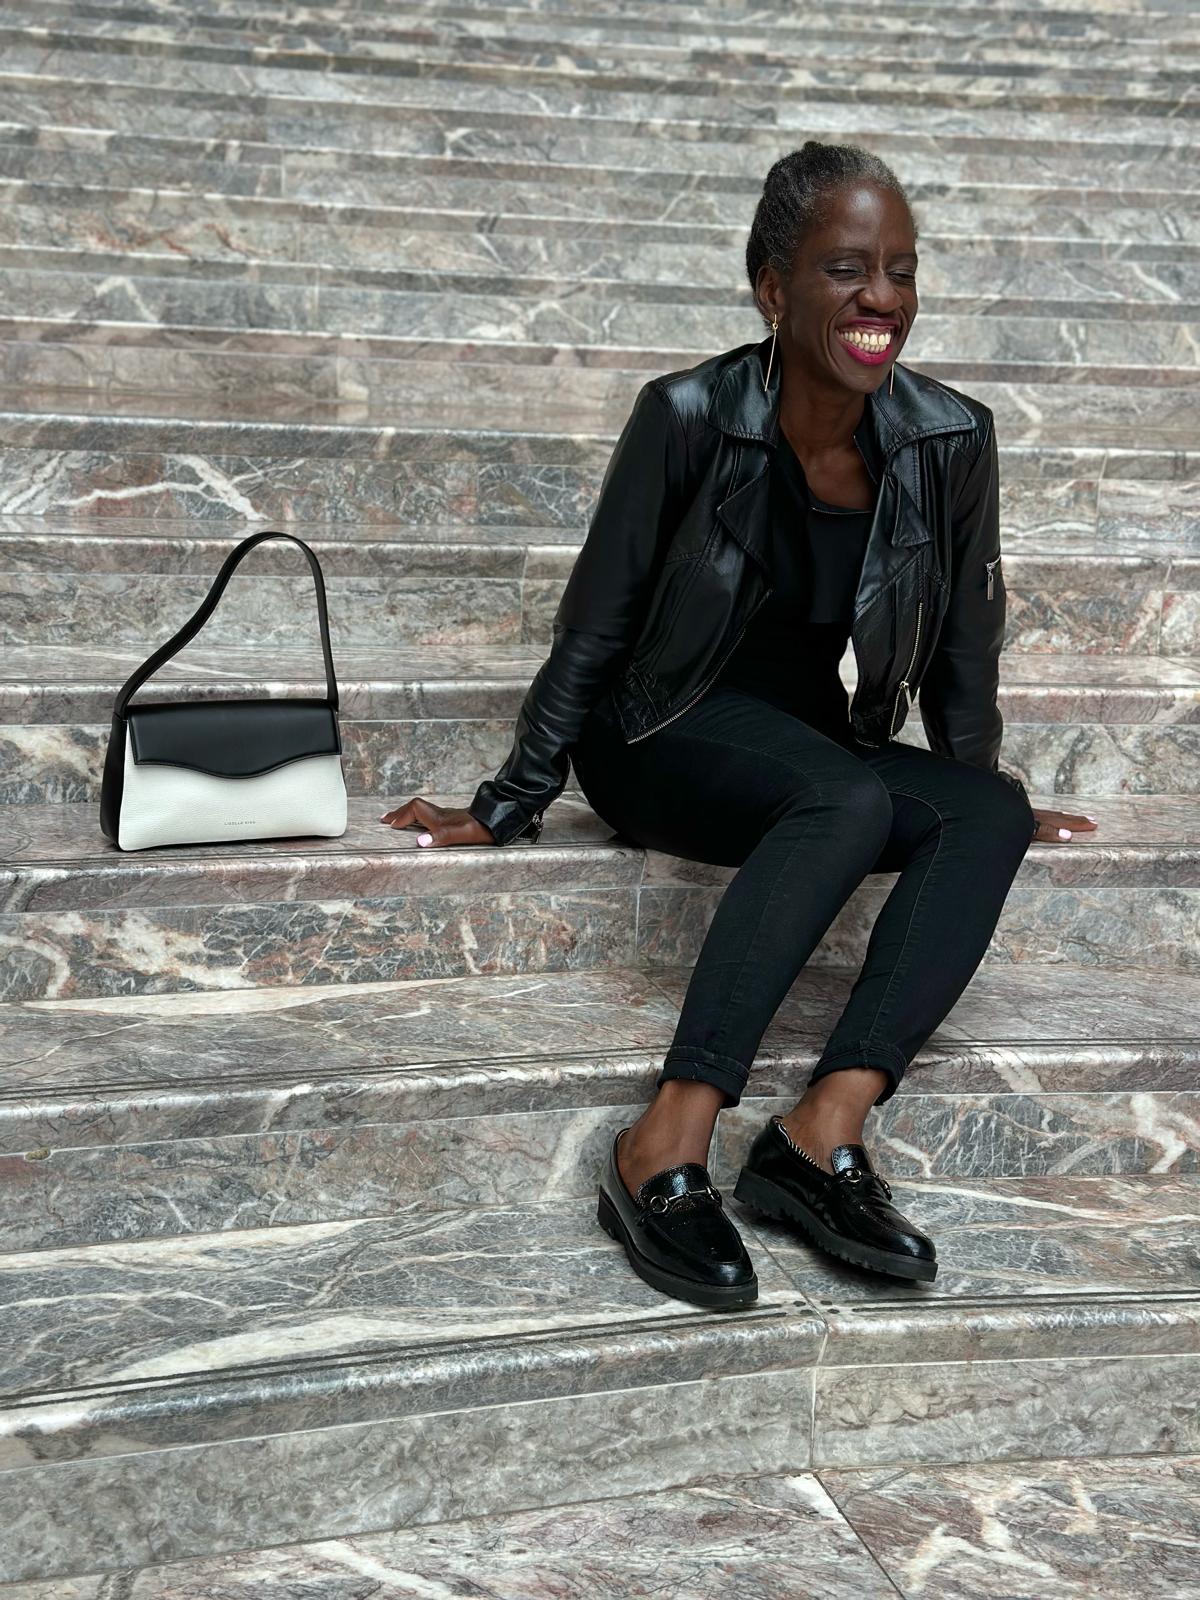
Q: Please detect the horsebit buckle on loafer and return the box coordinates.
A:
[647,1185,723,1214]
[842,1167,892,1200]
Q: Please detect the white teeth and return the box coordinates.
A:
[838,328,894,351]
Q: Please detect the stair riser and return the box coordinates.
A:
[4,1087,1197,1253]
[0,1360,817,1583]
[8,331,1200,417]
[5,715,1198,806]
[6,177,1199,261]
[6,135,1198,223]
[7,0,1199,43]
[2,562,1196,655]
[4,30,1200,128]
[2,1351,1195,1585]
[8,202,1200,279]
[6,4,1198,74]
[3,447,1199,527]
[4,270,1199,364]
[2,877,1197,1006]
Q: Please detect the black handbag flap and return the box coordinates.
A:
[127,699,342,778]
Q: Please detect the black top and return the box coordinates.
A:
[709,431,874,738]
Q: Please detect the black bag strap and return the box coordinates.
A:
[114,530,339,716]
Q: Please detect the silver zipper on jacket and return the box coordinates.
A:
[625,589,773,744]
[985,555,1001,601]
[889,598,924,737]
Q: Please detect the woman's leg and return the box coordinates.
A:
[570,689,900,1193]
[778,737,1037,1168]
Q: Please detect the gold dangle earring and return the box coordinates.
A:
[763,312,779,392]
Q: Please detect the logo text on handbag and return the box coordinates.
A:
[225,819,259,826]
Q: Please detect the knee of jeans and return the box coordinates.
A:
[828,767,894,851]
[981,771,1038,852]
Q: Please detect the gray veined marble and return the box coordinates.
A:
[821,1455,1200,1599]
[1,793,1199,1005]
[0,1363,820,1583]
[0,0,1198,1578]
[3,1454,1200,1599]
[0,1469,897,1598]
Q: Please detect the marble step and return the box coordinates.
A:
[8,318,1199,415]
[2,961,1197,1252]
[0,1172,1196,1582]
[4,644,1197,806]
[3,20,1196,121]
[4,269,1196,380]
[33,0,1200,39]
[2,525,1197,655]
[2,47,1196,163]
[7,233,1200,319]
[6,184,1200,283]
[9,0,1200,68]
[1,790,1197,1004]
[2,401,1197,524]
[4,1453,1197,1600]
[4,81,1196,200]
[3,128,1196,228]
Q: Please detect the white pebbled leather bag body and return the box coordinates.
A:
[99,530,348,851]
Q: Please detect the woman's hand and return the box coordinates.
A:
[1031,806,1098,844]
[380,798,496,847]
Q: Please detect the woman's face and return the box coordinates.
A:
[763,180,919,394]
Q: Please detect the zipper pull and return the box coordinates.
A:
[985,555,1001,601]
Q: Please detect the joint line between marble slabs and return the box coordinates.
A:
[811,1469,907,1598]
[810,1317,829,1465]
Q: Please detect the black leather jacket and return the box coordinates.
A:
[469,335,1031,846]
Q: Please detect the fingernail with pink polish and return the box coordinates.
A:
[1058,828,1071,838]
[417,833,433,847]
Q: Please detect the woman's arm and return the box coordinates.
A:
[918,410,1028,801]
[466,378,691,844]
[916,410,1101,848]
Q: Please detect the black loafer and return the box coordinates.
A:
[733,1116,936,1282]
[597,1128,759,1310]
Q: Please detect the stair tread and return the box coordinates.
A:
[4,958,1198,1113]
[3,791,1196,874]
[2,1174,1195,1425]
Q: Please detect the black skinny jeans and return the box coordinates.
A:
[569,686,1037,1108]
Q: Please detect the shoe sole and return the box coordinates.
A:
[596,1187,759,1310]
[732,1168,938,1283]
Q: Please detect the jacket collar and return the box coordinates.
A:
[704,334,976,474]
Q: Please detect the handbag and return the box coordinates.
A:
[99,530,348,851]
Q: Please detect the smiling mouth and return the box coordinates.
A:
[836,327,896,366]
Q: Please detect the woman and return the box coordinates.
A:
[381,142,1098,1311]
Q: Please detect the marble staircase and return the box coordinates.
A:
[0,0,1198,1587]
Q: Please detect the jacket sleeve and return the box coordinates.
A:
[918,411,1032,810]
[466,379,690,844]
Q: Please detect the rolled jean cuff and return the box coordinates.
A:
[658,1044,749,1108]
[807,1040,908,1104]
